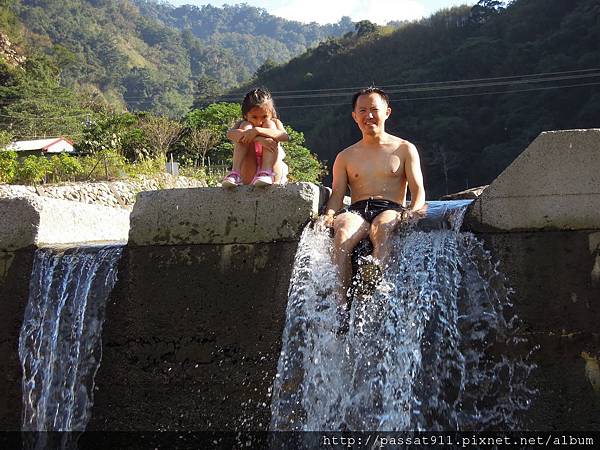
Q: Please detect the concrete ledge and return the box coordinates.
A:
[128,183,321,246]
[466,129,600,231]
[0,196,130,251]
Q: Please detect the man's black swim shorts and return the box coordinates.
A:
[340,198,407,223]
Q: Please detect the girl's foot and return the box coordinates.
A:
[222,171,241,188]
[252,170,274,187]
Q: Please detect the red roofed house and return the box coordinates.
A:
[4,137,75,156]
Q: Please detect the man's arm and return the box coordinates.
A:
[405,143,426,212]
[321,152,348,227]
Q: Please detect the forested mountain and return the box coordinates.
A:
[244,0,600,197]
[1,0,352,117]
[133,0,354,70]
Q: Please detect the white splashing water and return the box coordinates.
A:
[18,245,123,432]
[270,203,536,431]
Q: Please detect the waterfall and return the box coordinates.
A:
[270,201,536,431]
[18,245,123,432]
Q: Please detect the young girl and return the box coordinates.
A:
[222,88,289,187]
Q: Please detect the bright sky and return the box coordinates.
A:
[165,0,475,25]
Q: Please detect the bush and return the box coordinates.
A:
[49,153,84,182]
[284,127,324,183]
[179,165,220,186]
[17,155,51,185]
[78,150,128,181]
[0,150,18,183]
[125,157,165,178]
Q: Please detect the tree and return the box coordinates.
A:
[470,0,506,24]
[254,58,277,79]
[355,20,379,37]
[192,75,223,109]
[17,155,50,185]
[138,115,183,159]
[0,130,13,149]
[184,103,240,133]
[0,150,17,183]
[282,127,323,183]
[184,127,220,167]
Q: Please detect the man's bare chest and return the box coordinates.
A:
[347,152,404,181]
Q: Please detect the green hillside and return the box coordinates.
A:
[1,0,352,117]
[245,0,600,197]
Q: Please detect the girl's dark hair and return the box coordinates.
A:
[241,88,277,119]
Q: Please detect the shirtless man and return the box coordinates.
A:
[319,87,426,306]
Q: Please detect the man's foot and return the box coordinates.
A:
[222,171,241,188]
[252,170,274,187]
[355,255,383,297]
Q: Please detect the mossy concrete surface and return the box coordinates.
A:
[128,183,321,246]
[466,129,600,232]
[0,249,33,430]
[478,230,600,430]
[88,242,296,431]
[0,196,130,251]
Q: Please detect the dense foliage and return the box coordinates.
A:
[2,0,352,116]
[248,0,600,197]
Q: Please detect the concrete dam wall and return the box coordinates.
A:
[0,129,599,431]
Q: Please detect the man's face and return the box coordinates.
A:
[352,93,391,136]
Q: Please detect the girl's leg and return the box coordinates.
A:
[273,159,288,184]
[239,143,257,185]
[258,119,279,173]
[231,141,248,175]
[256,119,289,184]
[224,141,253,186]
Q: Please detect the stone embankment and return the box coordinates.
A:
[0,174,206,209]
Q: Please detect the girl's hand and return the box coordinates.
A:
[255,136,278,153]
[239,128,258,144]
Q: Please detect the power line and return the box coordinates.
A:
[3,70,598,117]
[275,80,600,109]
[120,70,600,105]
[215,72,600,102]
[4,79,597,135]
[118,67,600,101]
[201,67,600,101]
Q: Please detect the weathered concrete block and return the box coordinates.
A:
[129,183,321,246]
[466,129,600,231]
[0,196,130,251]
[89,243,296,431]
[0,249,34,430]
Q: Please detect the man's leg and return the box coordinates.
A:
[370,210,405,267]
[333,212,369,305]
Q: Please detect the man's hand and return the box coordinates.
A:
[315,213,335,232]
[396,205,426,230]
[255,136,278,153]
[239,128,258,144]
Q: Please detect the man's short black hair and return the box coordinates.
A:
[352,87,390,110]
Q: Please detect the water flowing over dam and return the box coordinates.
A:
[18,245,123,432]
[270,202,536,431]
